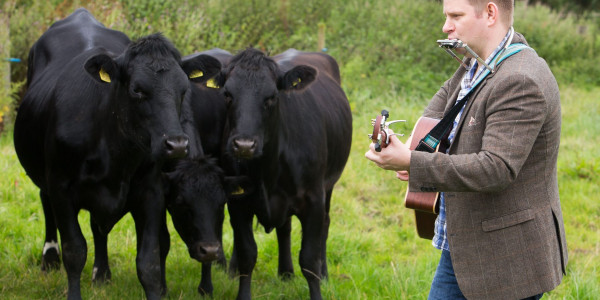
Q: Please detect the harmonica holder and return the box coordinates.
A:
[437,39,493,72]
[436,27,515,74]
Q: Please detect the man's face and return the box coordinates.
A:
[442,0,487,56]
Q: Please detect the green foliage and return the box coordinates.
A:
[529,0,600,14]
[516,2,600,87]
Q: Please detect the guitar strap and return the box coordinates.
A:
[415,43,531,153]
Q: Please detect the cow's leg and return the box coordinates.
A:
[198,262,213,296]
[228,242,238,277]
[228,201,257,300]
[159,214,170,296]
[90,217,111,283]
[320,189,333,279]
[51,193,87,300]
[130,189,165,300]
[276,217,294,279]
[298,189,326,300]
[40,191,61,271]
[130,211,163,300]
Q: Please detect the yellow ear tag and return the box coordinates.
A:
[189,70,204,79]
[206,78,219,89]
[231,185,244,196]
[99,67,111,83]
[292,78,301,87]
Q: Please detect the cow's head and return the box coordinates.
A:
[83,33,221,161]
[215,48,316,160]
[164,158,226,263]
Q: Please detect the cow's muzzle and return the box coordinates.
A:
[188,242,221,263]
[232,138,256,159]
[165,135,189,159]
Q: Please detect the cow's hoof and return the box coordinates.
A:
[198,284,213,296]
[92,266,112,284]
[41,250,61,272]
[279,271,294,281]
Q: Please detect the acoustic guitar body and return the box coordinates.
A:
[404,117,441,240]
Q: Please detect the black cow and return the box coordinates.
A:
[83,48,234,297]
[163,157,227,295]
[214,48,352,300]
[162,48,233,296]
[13,8,220,300]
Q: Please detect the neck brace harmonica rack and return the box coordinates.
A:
[436,27,515,74]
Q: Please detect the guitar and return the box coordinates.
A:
[369,110,405,152]
[403,116,441,240]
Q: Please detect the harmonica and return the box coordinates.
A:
[436,39,465,49]
[436,38,493,72]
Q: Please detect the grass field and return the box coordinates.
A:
[0,83,598,299]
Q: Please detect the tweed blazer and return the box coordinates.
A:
[409,33,567,299]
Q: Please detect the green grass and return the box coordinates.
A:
[1,85,599,299]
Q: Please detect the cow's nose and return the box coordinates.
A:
[232,138,256,158]
[190,242,221,263]
[165,136,189,159]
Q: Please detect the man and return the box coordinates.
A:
[365,0,567,299]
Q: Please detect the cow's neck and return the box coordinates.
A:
[257,111,283,192]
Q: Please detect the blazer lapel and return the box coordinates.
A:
[446,72,489,153]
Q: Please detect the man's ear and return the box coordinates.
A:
[84,54,118,84]
[278,65,317,91]
[182,54,222,84]
[486,2,499,26]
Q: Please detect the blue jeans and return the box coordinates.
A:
[428,250,544,300]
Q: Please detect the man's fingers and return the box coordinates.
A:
[396,170,410,181]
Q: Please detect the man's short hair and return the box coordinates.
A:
[469,0,514,26]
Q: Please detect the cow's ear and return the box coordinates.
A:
[224,175,255,199]
[84,54,118,84]
[182,54,222,84]
[279,65,317,91]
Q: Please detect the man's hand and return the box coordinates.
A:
[396,171,410,181]
[365,129,411,172]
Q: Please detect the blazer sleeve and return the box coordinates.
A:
[409,60,550,193]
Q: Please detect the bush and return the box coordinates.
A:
[516,3,600,87]
[1,0,598,133]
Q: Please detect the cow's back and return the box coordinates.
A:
[27,8,129,85]
[274,49,342,84]
[276,50,352,188]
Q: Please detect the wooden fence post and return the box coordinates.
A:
[0,8,11,132]
[318,23,326,52]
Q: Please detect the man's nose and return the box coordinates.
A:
[442,19,453,34]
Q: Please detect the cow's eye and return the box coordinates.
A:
[130,85,146,99]
[264,96,276,109]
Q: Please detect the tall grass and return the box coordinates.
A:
[0,0,599,299]
[1,84,598,298]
